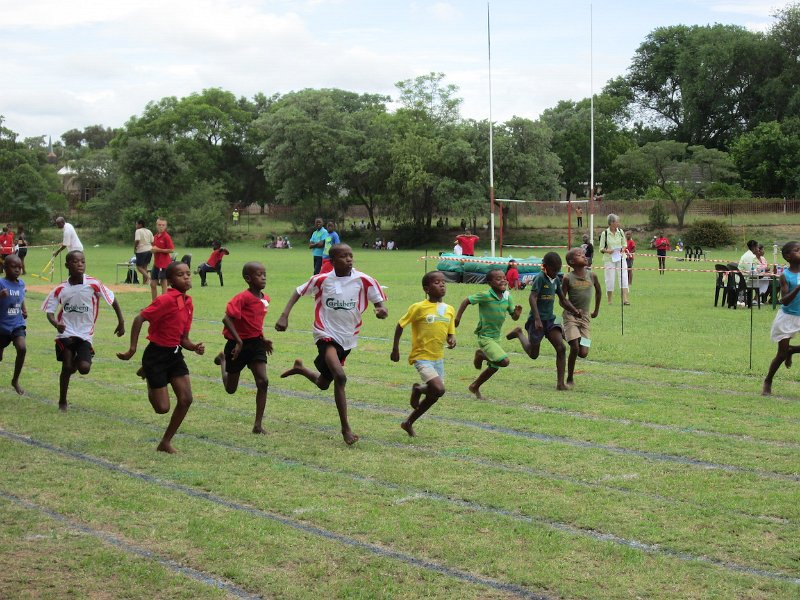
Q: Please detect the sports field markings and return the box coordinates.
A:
[7,394,800,584]
[16,388,793,528]
[0,428,552,600]
[0,491,262,600]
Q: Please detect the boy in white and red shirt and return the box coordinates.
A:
[215,261,273,434]
[150,218,175,300]
[118,260,204,454]
[42,251,125,411]
[275,243,387,445]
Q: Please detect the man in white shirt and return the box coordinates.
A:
[52,217,84,257]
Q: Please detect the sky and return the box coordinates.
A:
[1,0,794,141]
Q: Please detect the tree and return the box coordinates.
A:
[395,72,462,126]
[730,118,800,197]
[614,141,737,227]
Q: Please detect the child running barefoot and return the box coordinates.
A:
[506,252,580,391]
[117,261,204,453]
[763,241,800,396]
[561,248,601,388]
[275,244,387,445]
[0,255,28,394]
[42,251,125,411]
[455,269,522,400]
[215,261,273,434]
[390,271,456,437]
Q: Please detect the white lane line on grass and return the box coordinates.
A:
[0,429,552,600]
[0,491,262,600]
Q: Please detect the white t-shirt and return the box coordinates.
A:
[134,227,154,252]
[62,222,83,252]
[453,243,463,256]
[41,276,115,343]
[296,268,386,350]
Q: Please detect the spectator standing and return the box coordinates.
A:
[151,218,174,300]
[581,234,594,267]
[134,219,154,285]
[15,227,27,275]
[0,227,13,273]
[456,230,479,257]
[319,221,341,274]
[576,206,583,228]
[599,214,629,305]
[232,208,240,226]
[309,218,327,275]
[52,216,83,258]
[625,231,636,286]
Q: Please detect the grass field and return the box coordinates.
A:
[1,240,799,599]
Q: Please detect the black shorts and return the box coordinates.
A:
[525,316,561,344]
[16,248,27,259]
[657,249,667,257]
[314,339,350,382]
[55,337,94,364]
[224,337,267,374]
[135,251,152,267]
[151,266,168,281]
[0,326,25,353]
[141,342,189,389]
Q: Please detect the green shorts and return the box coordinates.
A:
[477,335,508,368]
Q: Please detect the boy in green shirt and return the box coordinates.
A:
[506,252,580,390]
[455,269,522,399]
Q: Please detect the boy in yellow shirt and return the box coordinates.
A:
[390,271,456,436]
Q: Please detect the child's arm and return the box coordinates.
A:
[591,273,602,318]
[556,288,580,317]
[222,313,243,361]
[181,333,205,356]
[21,300,27,320]
[454,298,471,327]
[111,299,125,337]
[390,323,404,362]
[529,291,543,330]
[779,274,800,306]
[374,301,388,319]
[511,304,522,321]
[275,290,301,331]
[46,312,65,334]
[117,314,144,360]
[446,333,457,348]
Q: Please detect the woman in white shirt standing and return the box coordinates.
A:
[599,213,630,305]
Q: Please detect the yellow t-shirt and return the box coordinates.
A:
[398,300,456,364]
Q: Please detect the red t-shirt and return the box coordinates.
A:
[456,234,478,255]
[153,231,175,269]
[655,237,670,251]
[223,290,270,341]
[207,248,226,268]
[626,239,636,255]
[0,232,14,255]
[506,267,520,289]
[141,288,193,347]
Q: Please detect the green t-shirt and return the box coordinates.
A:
[467,288,516,339]
[529,272,560,321]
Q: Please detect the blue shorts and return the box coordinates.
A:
[414,359,444,382]
[525,316,561,344]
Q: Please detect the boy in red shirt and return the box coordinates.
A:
[214,261,273,434]
[455,230,479,256]
[198,241,229,287]
[150,218,175,300]
[118,261,205,453]
[0,227,14,273]
[505,259,521,290]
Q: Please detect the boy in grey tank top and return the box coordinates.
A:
[562,247,602,388]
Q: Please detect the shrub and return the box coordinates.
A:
[648,200,669,230]
[684,219,734,248]
[183,182,229,246]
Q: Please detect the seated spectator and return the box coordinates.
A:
[386,240,395,251]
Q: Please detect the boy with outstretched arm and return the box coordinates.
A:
[0,255,28,394]
[763,241,800,396]
[455,269,522,400]
[42,251,125,411]
[215,261,273,434]
[506,252,580,391]
[275,244,387,445]
[391,271,456,437]
[117,261,204,453]
[561,247,601,388]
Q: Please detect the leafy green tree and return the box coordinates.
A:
[395,72,462,126]
[731,118,800,197]
[614,141,737,227]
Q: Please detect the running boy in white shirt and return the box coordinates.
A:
[42,251,125,410]
[275,244,387,445]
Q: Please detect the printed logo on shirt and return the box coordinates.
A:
[63,302,90,314]
[425,314,450,324]
[325,297,357,311]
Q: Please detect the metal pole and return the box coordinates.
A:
[487,2,496,257]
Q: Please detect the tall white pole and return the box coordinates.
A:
[589,4,595,242]
[488,2,496,257]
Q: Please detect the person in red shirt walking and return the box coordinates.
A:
[150,218,175,300]
[197,241,229,286]
[117,261,205,454]
[455,230,479,256]
[215,261,273,434]
[0,227,14,273]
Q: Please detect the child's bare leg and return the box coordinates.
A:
[11,337,25,395]
[763,340,790,395]
[409,383,424,409]
[784,344,800,368]
[469,365,501,399]
[402,378,444,436]
[58,352,76,410]
[506,326,535,357]
[281,359,324,386]
[547,329,568,390]
[217,352,240,394]
[566,339,579,387]
[157,375,193,453]
[150,279,158,301]
[323,348,357,444]
[250,362,269,434]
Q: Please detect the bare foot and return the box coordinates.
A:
[156,440,178,454]
[342,429,359,445]
[410,384,422,409]
[214,352,224,366]
[136,367,146,379]
[400,421,416,437]
[557,383,569,391]
[468,382,484,400]
[473,350,484,370]
[762,381,772,396]
[11,380,24,395]
[252,425,267,435]
[281,359,304,378]
[58,402,68,412]
[505,326,522,341]
[785,354,792,369]
[564,380,574,390]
